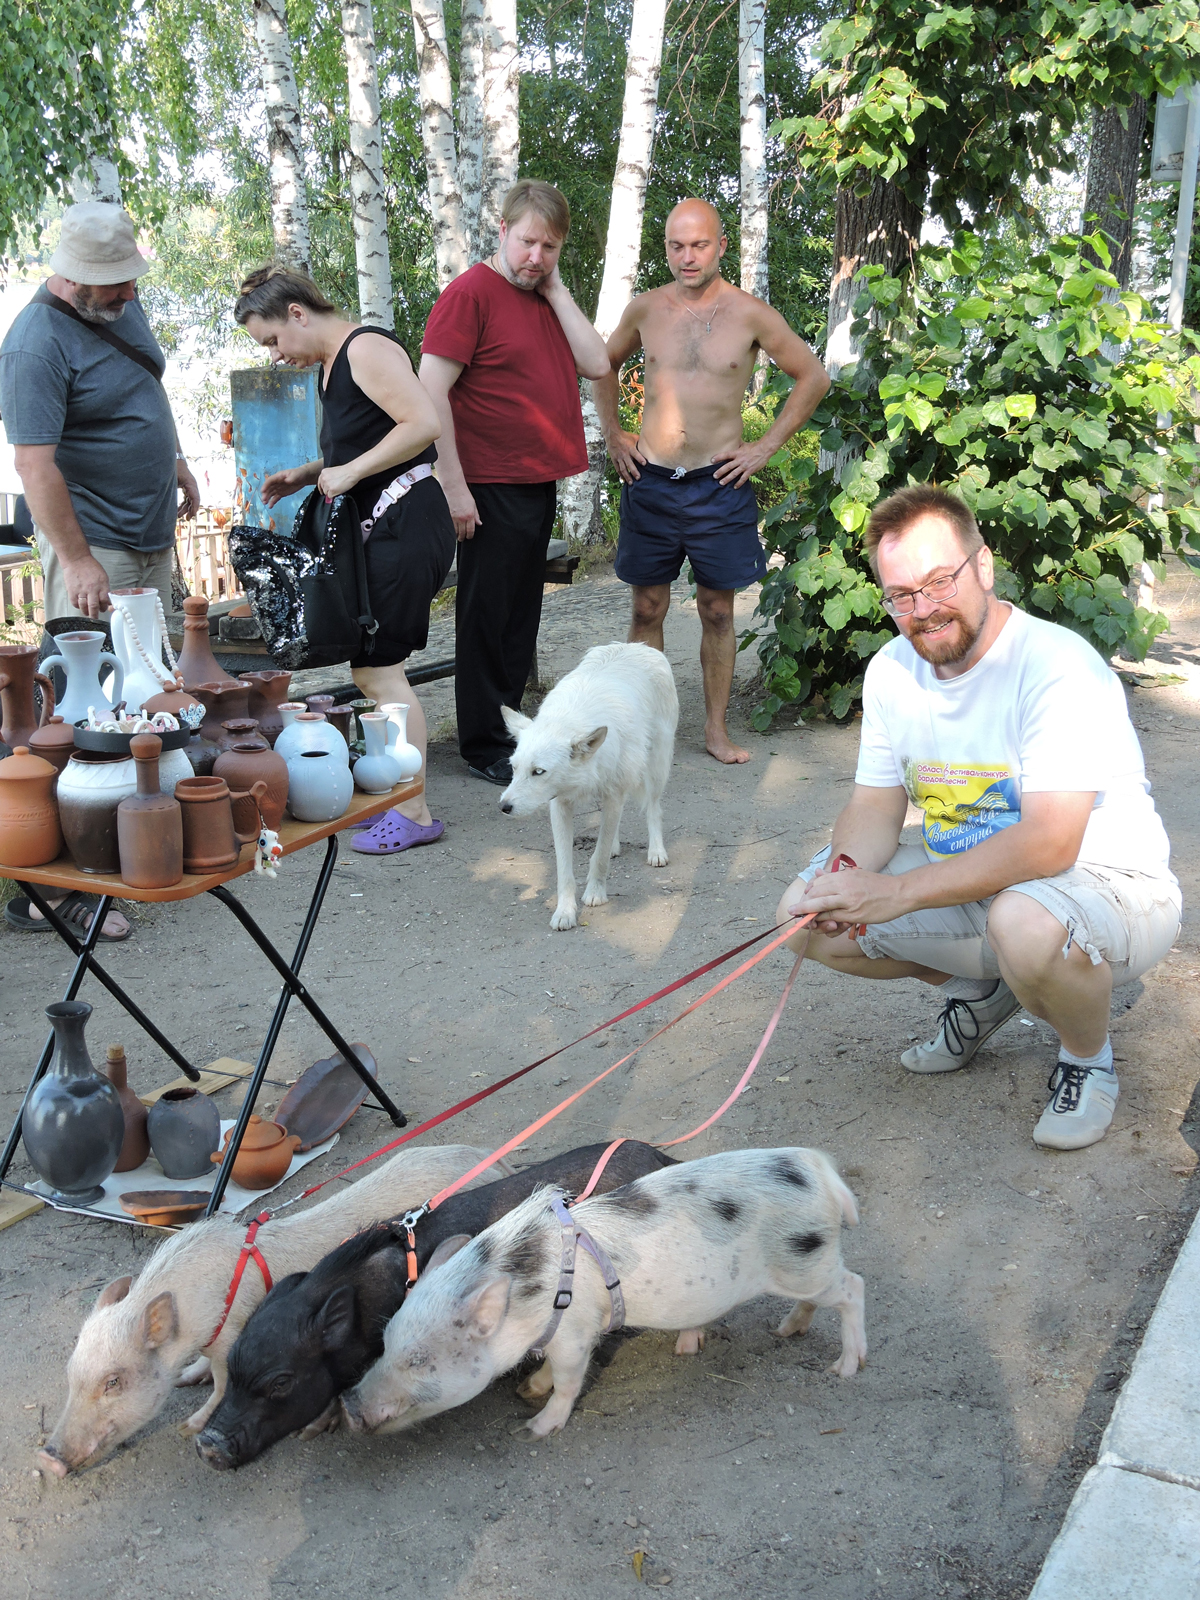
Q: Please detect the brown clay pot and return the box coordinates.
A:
[28,716,77,790]
[0,644,55,748]
[241,670,292,747]
[106,1044,151,1172]
[325,704,356,749]
[213,741,288,830]
[216,717,265,753]
[211,1116,301,1190]
[117,734,183,888]
[57,750,137,874]
[143,677,202,718]
[304,694,335,718]
[188,681,251,742]
[229,779,270,844]
[0,745,62,867]
[176,596,240,686]
[175,775,240,871]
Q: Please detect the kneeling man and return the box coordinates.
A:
[777,486,1180,1150]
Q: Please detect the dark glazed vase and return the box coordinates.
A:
[106,1044,151,1173]
[147,1086,221,1179]
[241,670,292,747]
[22,1001,124,1202]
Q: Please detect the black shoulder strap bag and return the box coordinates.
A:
[33,287,166,381]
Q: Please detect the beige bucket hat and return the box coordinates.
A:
[50,202,149,285]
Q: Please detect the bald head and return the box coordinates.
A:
[665,199,726,291]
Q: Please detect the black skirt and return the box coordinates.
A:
[352,475,456,669]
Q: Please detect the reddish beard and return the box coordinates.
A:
[905,607,983,666]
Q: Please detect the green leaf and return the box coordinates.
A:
[903,395,935,432]
[1035,328,1068,369]
[1069,416,1108,451]
[822,593,851,630]
[1004,393,1037,420]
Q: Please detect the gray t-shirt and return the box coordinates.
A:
[0,293,177,552]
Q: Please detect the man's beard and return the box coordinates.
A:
[906,606,985,666]
[71,291,127,324]
[497,247,547,291]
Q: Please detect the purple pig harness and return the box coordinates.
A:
[529,1193,626,1360]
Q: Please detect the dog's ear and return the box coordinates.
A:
[571,725,608,760]
[501,706,532,736]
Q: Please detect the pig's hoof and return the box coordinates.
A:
[550,906,578,931]
[674,1328,705,1355]
[516,1374,554,1407]
[176,1355,213,1387]
[580,883,608,907]
[299,1401,340,1438]
[829,1353,864,1378]
[526,1411,565,1438]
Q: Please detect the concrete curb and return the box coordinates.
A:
[1028,1209,1200,1597]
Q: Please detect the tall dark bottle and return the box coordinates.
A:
[22,1001,124,1202]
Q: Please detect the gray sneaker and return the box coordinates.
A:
[901,982,1022,1073]
[1033,1062,1118,1150]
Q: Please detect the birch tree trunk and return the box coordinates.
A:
[1082,95,1147,289]
[410,0,468,287]
[738,0,768,304]
[70,156,122,205]
[559,0,667,546]
[478,0,520,248]
[254,0,311,274]
[341,0,393,325]
[458,0,485,263]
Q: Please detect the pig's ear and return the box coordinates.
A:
[424,1234,471,1274]
[313,1284,357,1353]
[96,1276,133,1309]
[465,1275,511,1339]
[571,725,607,760]
[501,706,531,736]
[140,1292,178,1350]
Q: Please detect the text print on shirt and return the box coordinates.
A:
[902,758,1021,858]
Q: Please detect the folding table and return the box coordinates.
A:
[0,783,418,1218]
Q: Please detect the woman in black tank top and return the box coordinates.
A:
[235,266,455,854]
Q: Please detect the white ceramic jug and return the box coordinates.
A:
[378,702,422,781]
[108,588,176,714]
[40,632,124,725]
[352,713,403,793]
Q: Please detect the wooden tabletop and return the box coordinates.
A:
[0,780,422,903]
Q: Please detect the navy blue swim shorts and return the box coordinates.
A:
[614,461,767,592]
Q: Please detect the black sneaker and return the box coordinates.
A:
[468,757,513,786]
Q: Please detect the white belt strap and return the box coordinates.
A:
[360,462,435,539]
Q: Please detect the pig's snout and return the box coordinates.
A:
[35,1446,69,1480]
[339,1390,374,1433]
[195,1429,240,1471]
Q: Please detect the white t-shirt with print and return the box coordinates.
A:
[855,605,1173,878]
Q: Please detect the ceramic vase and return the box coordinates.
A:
[156,744,194,796]
[0,644,55,748]
[216,718,264,753]
[286,747,353,821]
[40,631,124,724]
[105,1045,151,1173]
[176,595,239,686]
[108,588,176,714]
[325,704,356,751]
[353,713,404,793]
[304,694,334,718]
[117,734,183,889]
[275,712,349,767]
[213,741,289,831]
[58,750,138,874]
[241,670,292,746]
[0,746,62,867]
[379,702,423,781]
[189,681,252,743]
[278,702,307,732]
[147,1087,221,1179]
[22,1001,124,1202]
[28,716,78,792]
[175,776,240,871]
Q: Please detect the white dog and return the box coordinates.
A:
[499,642,678,930]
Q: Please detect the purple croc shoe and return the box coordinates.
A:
[351,810,445,854]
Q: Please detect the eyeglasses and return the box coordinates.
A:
[881,552,977,617]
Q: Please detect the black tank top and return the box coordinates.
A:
[318,325,437,520]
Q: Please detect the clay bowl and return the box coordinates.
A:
[212,1117,301,1190]
[118,1189,209,1227]
[275,1044,377,1151]
[74,722,190,755]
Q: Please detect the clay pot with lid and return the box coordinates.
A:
[117,734,183,888]
[212,1115,301,1190]
[189,681,251,742]
[28,715,77,789]
[0,745,62,867]
[213,740,288,830]
[241,670,292,746]
[175,775,240,872]
[143,675,202,719]
[0,644,55,748]
[176,595,240,686]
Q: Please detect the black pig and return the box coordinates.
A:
[195,1139,673,1468]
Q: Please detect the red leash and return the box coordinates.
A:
[203,1211,273,1348]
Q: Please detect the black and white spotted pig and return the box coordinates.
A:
[341,1147,866,1438]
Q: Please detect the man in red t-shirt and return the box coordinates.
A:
[420,180,610,784]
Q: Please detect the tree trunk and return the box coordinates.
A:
[253,0,311,274]
[410,0,468,288]
[70,157,122,205]
[478,0,520,249]
[341,0,393,325]
[738,0,768,304]
[559,0,667,546]
[458,0,485,263]
[1082,95,1147,288]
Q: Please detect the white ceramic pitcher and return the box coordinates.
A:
[40,631,124,725]
[108,588,176,714]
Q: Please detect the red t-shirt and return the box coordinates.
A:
[421,262,588,484]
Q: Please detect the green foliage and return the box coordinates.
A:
[744,234,1200,729]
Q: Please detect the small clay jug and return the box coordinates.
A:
[216,717,265,753]
[304,693,334,718]
[0,643,55,748]
[58,750,137,873]
[213,741,289,830]
[175,775,240,871]
[229,779,270,844]
[105,1044,151,1173]
[22,1001,124,1202]
[0,745,62,867]
[117,734,183,888]
[28,715,77,790]
[189,681,252,742]
[147,1086,221,1179]
[241,669,292,746]
[212,1116,301,1190]
[143,675,202,719]
[176,595,240,686]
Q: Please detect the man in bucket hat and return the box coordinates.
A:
[0,201,199,622]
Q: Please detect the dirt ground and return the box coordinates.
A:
[2,558,1198,1600]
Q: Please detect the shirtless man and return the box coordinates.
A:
[593,198,829,763]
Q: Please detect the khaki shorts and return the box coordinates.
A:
[36,532,175,624]
[799,843,1182,985]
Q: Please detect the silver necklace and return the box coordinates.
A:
[676,288,723,334]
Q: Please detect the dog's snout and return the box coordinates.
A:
[500,800,513,814]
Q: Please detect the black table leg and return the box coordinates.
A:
[204,834,406,1217]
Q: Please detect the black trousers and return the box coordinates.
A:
[455,481,557,768]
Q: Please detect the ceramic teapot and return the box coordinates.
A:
[212,1116,301,1190]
